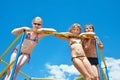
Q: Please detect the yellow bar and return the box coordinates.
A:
[0,59,30,79]
[99,50,109,80]
[99,50,107,67]
[102,69,107,80]
[31,78,57,80]
[0,33,22,60]
[74,75,85,80]
[19,71,31,79]
[0,60,14,76]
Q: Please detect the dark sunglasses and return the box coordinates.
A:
[33,23,42,26]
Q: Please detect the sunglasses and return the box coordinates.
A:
[33,23,42,26]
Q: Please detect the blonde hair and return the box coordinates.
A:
[69,23,81,33]
[32,16,42,24]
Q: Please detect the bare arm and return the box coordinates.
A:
[98,39,104,50]
[11,27,31,34]
[95,36,104,50]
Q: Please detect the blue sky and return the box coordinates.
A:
[0,0,120,80]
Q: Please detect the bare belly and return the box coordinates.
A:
[21,39,37,54]
[70,43,85,57]
[84,47,97,57]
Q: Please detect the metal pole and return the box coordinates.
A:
[10,31,25,80]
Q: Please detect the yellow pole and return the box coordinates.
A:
[19,71,31,79]
[0,59,30,79]
[74,75,85,80]
[0,33,22,60]
[31,78,57,80]
[99,50,107,68]
[0,60,14,76]
[99,49,109,80]
[102,68,107,80]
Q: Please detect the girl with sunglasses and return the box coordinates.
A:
[4,16,56,80]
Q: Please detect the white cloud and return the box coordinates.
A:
[45,57,120,80]
[45,64,79,80]
[105,57,120,80]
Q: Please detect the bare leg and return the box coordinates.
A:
[13,54,29,80]
[4,52,17,80]
[91,65,100,80]
[72,58,91,80]
[82,57,96,80]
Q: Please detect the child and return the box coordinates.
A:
[82,24,104,80]
[55,23,96,80]
[4,16,56,80]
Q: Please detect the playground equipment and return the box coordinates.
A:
[0,31,57,80]
[0,31,109,80]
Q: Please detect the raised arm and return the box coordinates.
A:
[11,27,31,34]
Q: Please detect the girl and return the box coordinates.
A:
[4,16,56,80]
[55,23,96,80]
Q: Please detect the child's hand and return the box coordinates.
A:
[22,27,31,31]
[94,36,99,39]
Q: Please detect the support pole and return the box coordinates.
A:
[99,50,109,80]
[10,31,25,80]
[0,33,22,60]
[0,59,31,79]
[96,38,104,80]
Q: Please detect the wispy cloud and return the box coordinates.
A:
[105,57,120,80]
[45,64,79,80]
[45,57,120,80]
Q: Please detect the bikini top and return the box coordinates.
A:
[69,38,82,45]
[25,33,38,43]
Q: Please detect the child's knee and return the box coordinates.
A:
[92,75,99,80]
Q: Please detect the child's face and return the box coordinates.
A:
[71,26,81,35]
[33,22,42,29]
[32,17,42,30]
[85,26,94,32]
